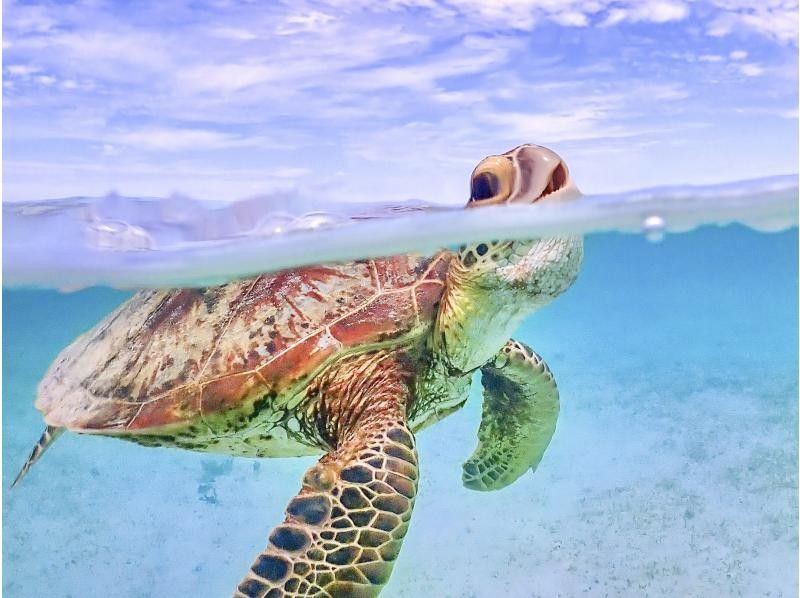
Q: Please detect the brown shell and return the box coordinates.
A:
[36,253,451,433]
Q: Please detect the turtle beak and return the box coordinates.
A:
[508,144,580,205]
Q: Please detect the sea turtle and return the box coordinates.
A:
[14,144,583,597]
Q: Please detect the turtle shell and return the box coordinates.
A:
[37,253,451,434]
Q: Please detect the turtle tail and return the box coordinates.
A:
[11,425,64,488]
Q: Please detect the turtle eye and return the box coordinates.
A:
[470,172,499,202]
[467,155,513,206]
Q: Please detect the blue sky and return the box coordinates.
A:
[3,0,798,204]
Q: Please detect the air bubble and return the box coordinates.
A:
[642,214,666,243]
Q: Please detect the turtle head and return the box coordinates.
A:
[466,143,578,208]
[435,144,583,372]
[457,144,582,294]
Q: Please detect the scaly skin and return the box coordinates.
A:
[237,352,417,598]
[463,340,559,491]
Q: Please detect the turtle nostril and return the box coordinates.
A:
[537,162,568,201]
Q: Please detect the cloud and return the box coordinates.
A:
[345,35,516,92]
[480,80,690,144]
[485,109,625,143]
[276,11,336,35]
[778,107,799,118]
[111,128,257,151]
[739,63,765,76]
[6,64,41,76]
[603,1,690,25]
[550,11,590,27]
[5,2,57,34]
[381,0,690,30]
[13,29,172,84]
[208,27,259,41]
[707,1,799,44]
[177,63,279,94]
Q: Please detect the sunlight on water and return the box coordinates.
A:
[4,175,797,290]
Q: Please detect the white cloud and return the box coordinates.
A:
[631,1,690,23]
[348,35,515,92]
[485,108,617,142]
[208,27,259,41]
[698,54,724,62]
[276,11,336,35]
[386,0,690,30]
[707,1,799,44]
[6,64,41,76]
[602,9,628,26]
[13,29,172,83]
[550,10,590,27]
[739,63,765,76]
[602,1,689,26]
[177,63,278,94]
[112,128,255,151]
[729,49,748,60]
[479,81,690,143]
[639,83,691,101]
[56,32,167,68]
[5,2,57,34]
[778,107,799,118]
[270,167,313,178]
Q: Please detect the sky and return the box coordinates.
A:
[3,0,798,204]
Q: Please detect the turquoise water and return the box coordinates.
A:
[3,226,797,597]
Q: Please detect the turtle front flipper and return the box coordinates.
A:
[237,368,417,597]
[462,340,559,491]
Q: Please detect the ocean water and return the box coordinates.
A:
[3,225,797,597]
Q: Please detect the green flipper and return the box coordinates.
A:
[236,397,418,597]
[462,340,559,491]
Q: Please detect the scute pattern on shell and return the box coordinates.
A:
[36,253,451,433]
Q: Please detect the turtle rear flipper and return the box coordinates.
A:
[11,425,64,488]
[462,340,559,491]
[237,356,418,597]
